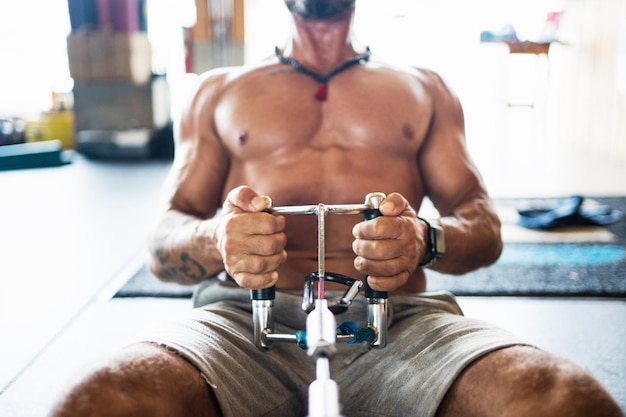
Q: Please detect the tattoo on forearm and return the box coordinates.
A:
[178,252,207,283]
[154,248,208,284]
[155,248,170,265]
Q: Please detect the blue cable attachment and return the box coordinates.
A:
[337,321,376,344]
[337,321,358,336]
[296,330,307,349]
[295,321,376,349]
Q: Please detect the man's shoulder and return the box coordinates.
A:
[183,58,280,115]
[371,59,447,88]
[196,59,276,87]
[388,61,456,99]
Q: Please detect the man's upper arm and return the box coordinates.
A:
[418,70,489,216]
[165,72,231,219]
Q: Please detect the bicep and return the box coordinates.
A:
[164,78,230,218]
[418,73,488,216]
[167,136,229,218]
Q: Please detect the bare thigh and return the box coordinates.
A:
[435,345,623,417]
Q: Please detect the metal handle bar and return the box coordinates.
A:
[265,203,374,216]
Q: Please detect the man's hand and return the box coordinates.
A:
[352,193,426,292]
[214,186,287,289]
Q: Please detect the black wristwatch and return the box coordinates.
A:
[417,217,446,268]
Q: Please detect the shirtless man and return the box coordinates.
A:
[49,1,623,416]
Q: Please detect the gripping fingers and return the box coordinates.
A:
[354,254,408,277]
[354,254,411,291]
[231,269,280,290]
[364,273,409,292]
[227,250,287,289]
[225,185,270,213]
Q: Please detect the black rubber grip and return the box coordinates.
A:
[362,208,382,221]
[251,286,276,301]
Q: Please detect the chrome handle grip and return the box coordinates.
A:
[251,287,275,349]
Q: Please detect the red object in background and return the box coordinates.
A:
[539,11,563,43]
[546,11,563,25]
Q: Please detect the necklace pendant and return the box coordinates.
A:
[274,46,372,103]
[315,83,328,101]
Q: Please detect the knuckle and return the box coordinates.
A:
[222,216,242,235]
[223,250,235,266]
[255,213,285,235]
[222,242,242,266]
[251,256,270,273]
[272,215,286,231]
[354,256,365,271]
[221,236,237,252]
[377,261,395,276]
[390,217,406,237]
[256,241,272,256]
[373,242,388,260]
[361,240,386,260]
[369,218,385,237]
[396,238,417,259]
[268,233,287,254]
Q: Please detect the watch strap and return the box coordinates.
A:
[417,216,442,268]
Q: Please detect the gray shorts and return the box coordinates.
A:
[141,279,526,417]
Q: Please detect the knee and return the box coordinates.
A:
[441,346,624,417]
[48,362,142,417]
[48,343,216,417]
[537,361,623,417]
[506,349,623,417]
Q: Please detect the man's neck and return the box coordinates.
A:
[283,12,363,73]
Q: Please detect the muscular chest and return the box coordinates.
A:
[214,67,433,160]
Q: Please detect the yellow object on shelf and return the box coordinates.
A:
[25,111,75,150]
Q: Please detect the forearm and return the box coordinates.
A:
[146,209,224,285]
[430,194,502,275]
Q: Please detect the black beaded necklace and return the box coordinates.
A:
[274,46,372,101]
